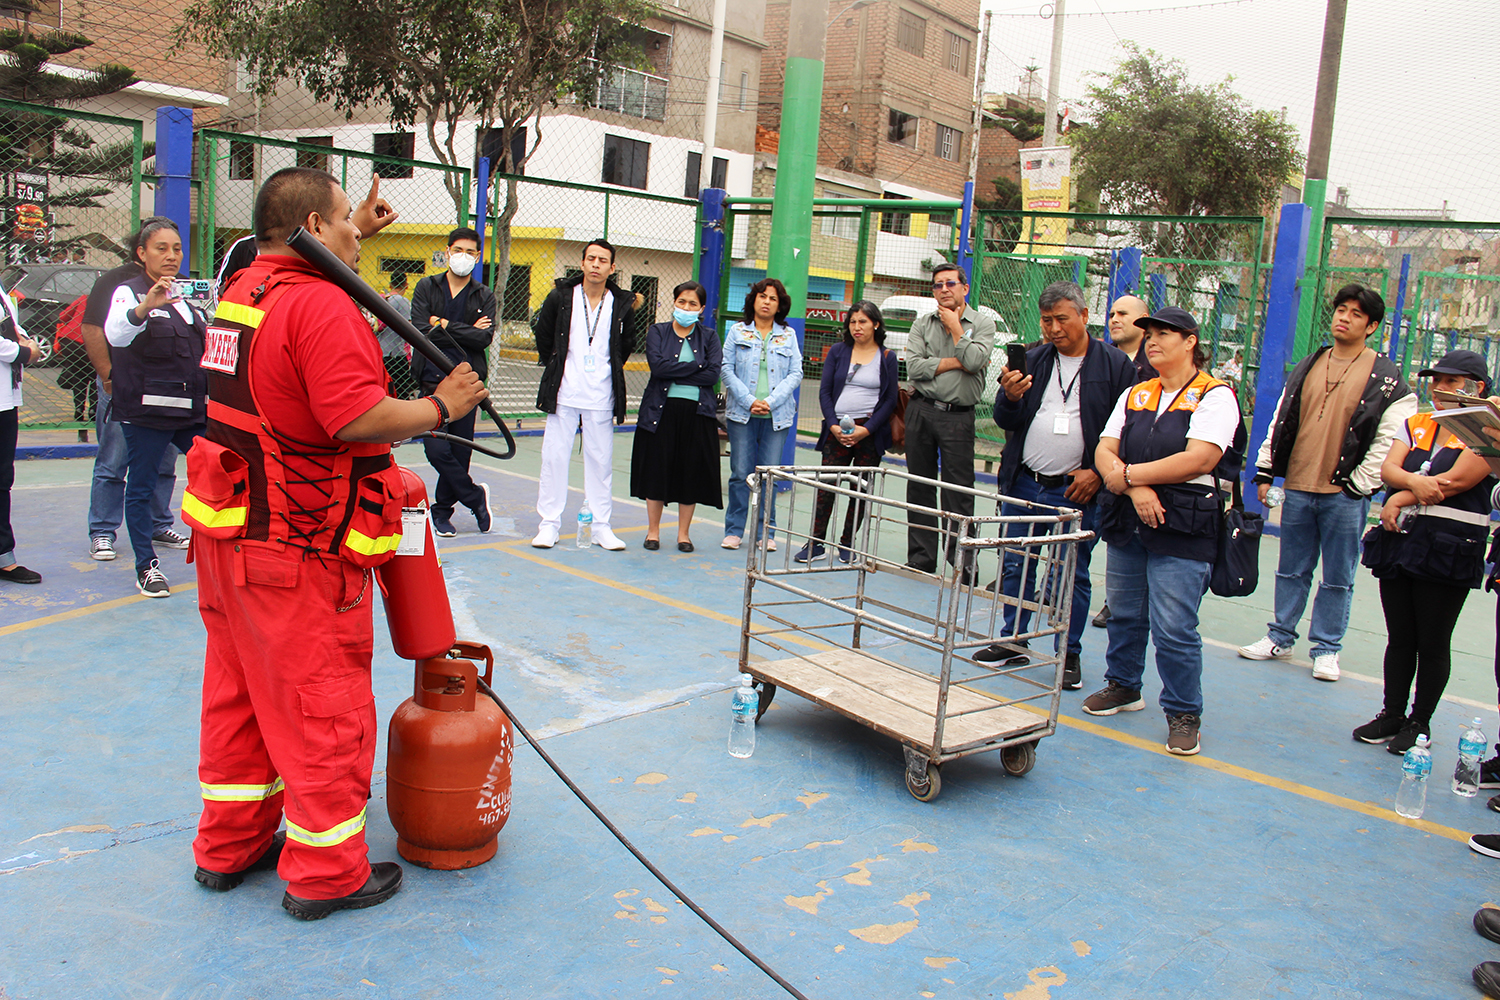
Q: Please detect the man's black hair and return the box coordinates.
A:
[1332,283,1385,329]
[389,271,408,291]
[582,238,617,263]
[931,261,969,286]
[254,167,340,247]
[447,227,480,247]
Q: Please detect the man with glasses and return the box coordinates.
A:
[903,263,997,575]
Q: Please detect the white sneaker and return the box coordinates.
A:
[721,535,741,550]
[90,536,117,561]
[1312,653,1340,682]
[1238,636,1293,661]
[592,525,626,551]
[531,524,560,548]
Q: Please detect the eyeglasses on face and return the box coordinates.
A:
[932,279,963,290]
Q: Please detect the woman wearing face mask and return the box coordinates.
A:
[721,277,802,550]
[630,281,723,551]
[1354,350,1495,755]
[794,301,898,563]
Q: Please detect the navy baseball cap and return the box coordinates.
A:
[1419,349,1490,385]
[1135,305,1199,334]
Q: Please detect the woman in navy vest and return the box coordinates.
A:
[1084,306,1243,756]
[1354,350,1493,755]
[103,218,207,597]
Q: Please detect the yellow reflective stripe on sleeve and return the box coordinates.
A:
[285,807,367,848]
[201,777,285,802]
[182,490,248,529]
[344,527,401,557]
[214,300,265,328]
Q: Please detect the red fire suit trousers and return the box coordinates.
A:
[192,535,378,899]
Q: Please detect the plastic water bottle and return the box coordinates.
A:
[1454,718,1488,797]
[576,500,592,549]
[728,673,758,759]
[1394,734,1432,819]
[1263,485,1285,508]
[839,414,855,435]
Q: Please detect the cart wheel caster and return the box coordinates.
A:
[1001,741,1037,777]
[754,682,776,722]
[905,763,941,802]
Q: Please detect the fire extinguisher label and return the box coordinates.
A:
[395,508,428,557]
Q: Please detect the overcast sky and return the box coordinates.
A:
[981,0,1500,220]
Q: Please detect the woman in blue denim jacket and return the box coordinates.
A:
[721,277,803,549]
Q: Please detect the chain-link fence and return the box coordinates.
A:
[2,99,145,431]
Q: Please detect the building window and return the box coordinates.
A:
[228,139,254,180]
[879,192,912,237]
[477,126,527,175]
[602,134,650,190]
[296,136,332,172]
[945,32,972,76]
[896,9,926,57]
[887,109,918,148]
[819,193,860,240]
[373,132,415,179]
[739,72,749,112]
[934,124,959,162]
[684,152,728,198]
[593,63,667,122]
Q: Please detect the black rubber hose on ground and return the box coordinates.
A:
[474,677,812,1000]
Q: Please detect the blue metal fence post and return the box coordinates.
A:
[955,180,974,278]
[1245,203,1311,517]
[697,188,726,334]
[1388,253,1411,360]
[1148,273,1166,313]
[154,107,194,276]
[475,156,489,266]
[1105,247,1143,343]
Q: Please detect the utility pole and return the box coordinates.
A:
[1040,0,1065,148]
[956,10,992,278]
[698,0,728,192]
[1292,0,1348,359]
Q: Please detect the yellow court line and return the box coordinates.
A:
[479,539,1471,844]
[0,584,200,637]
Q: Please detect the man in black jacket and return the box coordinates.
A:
[412,227,497,537]
[529,239,636,550]
[977,281,1137,690]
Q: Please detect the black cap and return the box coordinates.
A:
[1135,305,1199,334]
[1418,349,1490,386]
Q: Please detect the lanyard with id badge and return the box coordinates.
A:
[580,290,608,373]
[1053,359,1082,436]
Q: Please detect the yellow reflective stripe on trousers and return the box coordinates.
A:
[182,490,248,529]
[286,807,367,848]
[344,527,401,557]
[214,300,265,328]
[201,776,285,802]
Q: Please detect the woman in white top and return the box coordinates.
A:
[0,281,43,584]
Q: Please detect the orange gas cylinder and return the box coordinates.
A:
[386,641,512,869]
[376,465,456,660]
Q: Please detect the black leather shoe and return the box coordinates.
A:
[195,832,285,892]
[643,538,660,550]
[1477,908,1500,946]
[282,862,403,920]
[1474,961,1500,998]
[678,540,694,553]
[1062,652,1082,690]
[0,564,42,584]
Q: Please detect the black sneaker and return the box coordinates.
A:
[1166,713,1202,756]
[282,862,403,920]
[1387,718,1431,756]
[473,483,492,534]
[1061,652,1082,690]
[1471,835,1500,860]
[1352,710,1406,744]
[975,641,1029,665]
[793,542,825,564]
[195,832,285,891]
[1480,753,1500,789]
[152,527,190,549]
[136,560,170,598]
[1092,604,1111,628]
[1081,681,1145,716]
[1474,962,1500,998]
[431,511,457,538]
[0,564,42,584]
[1489,794,1500,815]
[1475,907,1500,945]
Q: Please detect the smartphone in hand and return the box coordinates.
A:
[1005,343,1027,378]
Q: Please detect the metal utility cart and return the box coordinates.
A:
[736,465,1091,801]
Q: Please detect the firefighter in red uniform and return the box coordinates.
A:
[184,167,489,919]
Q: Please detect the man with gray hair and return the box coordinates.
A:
[978,280,1136,690]
[904,262,997,575]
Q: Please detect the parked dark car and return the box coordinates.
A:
[0,262,107,367]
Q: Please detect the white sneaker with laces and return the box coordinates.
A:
[531,524,560,549]
[592,525,626,551]
[1238,636,1293,661]
[90,536,117,561]
[1312,653,1340,682]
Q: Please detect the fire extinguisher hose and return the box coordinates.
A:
[283,225,517,461]
[475,677,813,1000]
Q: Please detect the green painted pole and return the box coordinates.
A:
[1292,176,1328,360]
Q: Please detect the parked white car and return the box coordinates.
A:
[877,295,1015,376]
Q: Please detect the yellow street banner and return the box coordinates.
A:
[1018,146,1072,249]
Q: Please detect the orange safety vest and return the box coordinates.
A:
[182,258,404,567]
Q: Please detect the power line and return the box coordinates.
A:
[985,0,1256,15]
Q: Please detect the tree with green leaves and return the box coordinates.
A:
[1070,45,1302,267]
[0,0,145,261]
[177,0,655,313]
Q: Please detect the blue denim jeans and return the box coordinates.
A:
[724,417,788,541]
[998,474,1098,656]
[121,423,204,573]
[90,381,175,540]
[1103,531,1213,717]
[1268,488,1372,657]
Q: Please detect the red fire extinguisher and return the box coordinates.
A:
[378,465,511,870]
